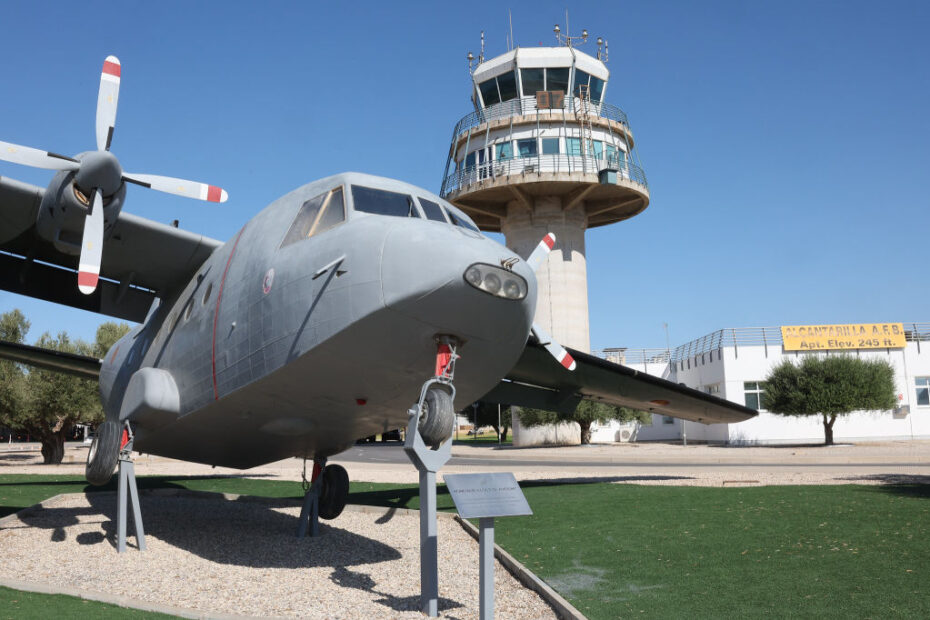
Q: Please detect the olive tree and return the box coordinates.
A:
[763,355,896,445]
[517,400,651,444]
[0,311,131,463]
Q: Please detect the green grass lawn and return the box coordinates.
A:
[1,474,928,619]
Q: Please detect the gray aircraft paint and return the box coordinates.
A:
[99,172,535,468]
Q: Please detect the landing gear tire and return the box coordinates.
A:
[86,420,120,486]
[318,464,349,520]
[418,387,455,449]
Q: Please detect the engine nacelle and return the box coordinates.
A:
[35,170,125,256]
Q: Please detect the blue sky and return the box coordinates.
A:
[1,0,928,351]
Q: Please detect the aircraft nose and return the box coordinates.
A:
[381,223,536,346]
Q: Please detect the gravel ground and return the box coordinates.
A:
[0,493,557,619]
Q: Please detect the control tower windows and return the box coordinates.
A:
[479,79,500,106]
[497,71,518,102]
[547,68,569,93]
[477,70,518,107]
[542,138,560,155]
[590,76,605,103]
[495,142,513,160]
[574,70,592,98]
[520,68,544,96]
[517,139,538,158]
[352,185,420,219]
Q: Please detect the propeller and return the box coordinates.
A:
[525,233,577,371]
[0,55,228,295]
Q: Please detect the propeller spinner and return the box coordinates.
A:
[0,55,228,295]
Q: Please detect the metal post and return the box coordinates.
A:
[404,405,453,618]
[479,517,495,620]
[117,451,146,553]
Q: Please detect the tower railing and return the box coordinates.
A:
[440,153,647,197]
[452,96,629,138]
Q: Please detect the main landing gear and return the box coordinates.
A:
[86,419,121,486]
[296,457,350,537]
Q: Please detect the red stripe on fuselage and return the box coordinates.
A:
[102,61,121,77]
[212,227,246,400]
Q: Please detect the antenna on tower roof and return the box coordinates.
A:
[509,9,514,51]
[480,30,485,62]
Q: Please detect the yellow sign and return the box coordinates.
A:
[781,323,906,351]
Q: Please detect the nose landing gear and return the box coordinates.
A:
[415,337,459,449]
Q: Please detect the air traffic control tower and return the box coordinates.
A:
[440,28,649,353]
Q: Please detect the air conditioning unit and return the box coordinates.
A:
[616,423,637,442]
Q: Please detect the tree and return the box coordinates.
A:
[517,400,652,444]
[0,312,131,464]
[0,310,30,432]
[763,355,896,445]
[465,401,511,442]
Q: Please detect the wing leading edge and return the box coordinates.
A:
[483,342,758,425]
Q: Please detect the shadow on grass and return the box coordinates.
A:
[839,474,930,499]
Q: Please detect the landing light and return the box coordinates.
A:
[463,264,527,300]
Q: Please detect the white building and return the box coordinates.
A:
[591,323,930,444]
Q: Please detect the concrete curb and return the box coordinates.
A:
[454,515,586,620]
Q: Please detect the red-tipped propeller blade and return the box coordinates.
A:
[531,322,577,371]
[122,173,228,203]
[78,190,104,295]
[526,232,555,271]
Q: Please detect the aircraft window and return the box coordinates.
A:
[419,198,448,223]
[202,282,213,306]
[280,186,345,248]
[497,71,518,102]
[352,185,420,219]
[448,210,481,233]
[547,67,569,93]
[478,79,500,106]
[520,68,544,96]
[183,298,194,321]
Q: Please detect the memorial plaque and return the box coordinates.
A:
[443,473,532,519]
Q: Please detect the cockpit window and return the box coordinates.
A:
[418,198,448,223]
[447,210,481,233]
[280,186,345,248]
[352,186,420,219]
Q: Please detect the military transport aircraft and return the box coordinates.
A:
[0,56,755,519]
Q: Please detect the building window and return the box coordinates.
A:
[704,384,720,396]
[590,76,605,102]
[662,415,675,425]
[744,381,766,410]
[915,377,930,406]
[478,79,500,106]
[517,138,538,158]
[495,142,513,160]
[497,71,518,102]
[541,138,560,155]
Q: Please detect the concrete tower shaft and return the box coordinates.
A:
[440,43,649,353]
[501,196,590,351]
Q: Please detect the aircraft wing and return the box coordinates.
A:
[0,339,101,380]
[0,177,222,323]
[483,342,757,424]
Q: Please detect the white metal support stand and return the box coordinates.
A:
[479,517,495,620]
[116,424,146,553]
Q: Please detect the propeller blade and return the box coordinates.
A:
[78,190,104,295]
[96,56,121,151]
[526,232,556,271]
[123,173,228,203]
[0,140,80,171]
[531,322,577,371]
